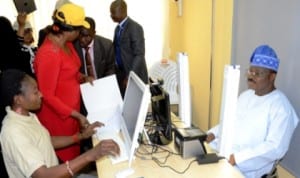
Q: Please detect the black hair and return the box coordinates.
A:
[111,0,127,13]
[0,69,27,107]
[0,16,22,71]
[0,16,15,36]
[49,20,75,34]
[85,17,95,30]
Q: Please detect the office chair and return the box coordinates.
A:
[149,59,178,105]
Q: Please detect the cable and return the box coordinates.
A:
[135,143,195,174]
[153,157,197,174]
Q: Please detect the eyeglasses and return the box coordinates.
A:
[246,69,270,78]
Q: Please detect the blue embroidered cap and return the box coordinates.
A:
[250,45,280,72]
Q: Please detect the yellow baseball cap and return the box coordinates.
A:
[54,3,90,29]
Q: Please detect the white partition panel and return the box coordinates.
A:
[217,65,240,158]
[177,52,191,127]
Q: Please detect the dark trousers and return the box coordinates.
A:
[115,67,127,98]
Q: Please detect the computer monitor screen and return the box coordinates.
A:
[148,80,172,145]
[79,72,150,167]
[121,71,151,166]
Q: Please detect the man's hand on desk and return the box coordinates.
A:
[205,133,236,166]
[229,154,236,165]
[87,139,120,161]
[206,133,215,143]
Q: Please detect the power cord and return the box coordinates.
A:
[152,157,197,174]
[135,143,196,174]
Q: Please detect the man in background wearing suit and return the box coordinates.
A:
[110,0,148,97]
[74,17,115,79]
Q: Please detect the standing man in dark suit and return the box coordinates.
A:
[74,17,115,79]
[110,0,148,97]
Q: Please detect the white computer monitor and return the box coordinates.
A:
[80,71,150,167]
[120,71,151,166]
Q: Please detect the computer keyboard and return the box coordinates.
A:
[96,131,128,164]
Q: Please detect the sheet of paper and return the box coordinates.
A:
[80,75,123,113]
[80,75,123,132]
[88,106,122,133]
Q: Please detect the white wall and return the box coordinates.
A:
[0,0,169,69]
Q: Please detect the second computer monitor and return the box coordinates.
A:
[149,81,173,145]
[121,71,151,166]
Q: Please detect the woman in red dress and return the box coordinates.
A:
[34,3,92,162]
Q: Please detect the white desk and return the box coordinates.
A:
[94,114,244,178]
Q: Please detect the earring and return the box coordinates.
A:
[52,24,60,32]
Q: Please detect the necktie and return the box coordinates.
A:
[84,47,95,78]
[115,25,123,69]
[117,25,124,38]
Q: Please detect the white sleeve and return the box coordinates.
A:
[234,103,298,171]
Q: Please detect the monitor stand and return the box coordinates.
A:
[140,128,152,145]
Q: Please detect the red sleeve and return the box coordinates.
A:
[34,47,73,119]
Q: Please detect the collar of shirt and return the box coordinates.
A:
[119,16,129,28]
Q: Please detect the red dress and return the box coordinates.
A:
[34,37,82,161]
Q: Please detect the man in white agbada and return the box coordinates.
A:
[206,45,299,178]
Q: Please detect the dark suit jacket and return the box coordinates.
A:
[113,17,148,84]
[74,35,115,78]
